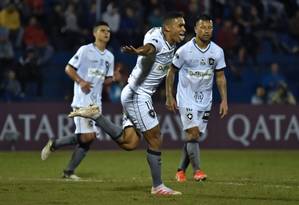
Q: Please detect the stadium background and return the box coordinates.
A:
[0,0,298,150]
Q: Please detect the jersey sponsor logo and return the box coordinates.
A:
[208,58,215,65]
[148,110,156,118]
[188,69,213,79]
[88,68,106,79]
[156,64,169,73]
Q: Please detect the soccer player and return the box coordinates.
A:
[68,12,186,195]
[165,14,228,182]
[41,21,124,180]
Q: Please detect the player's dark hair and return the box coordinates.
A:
[163,11,184,24]
[93,21,109,31]
[195,14,213,23]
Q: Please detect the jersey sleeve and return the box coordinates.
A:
[172,46,185,70]
[215,48,226,70]
[143,28,163,53]
[68,46,85,70]
[106,54,114,77]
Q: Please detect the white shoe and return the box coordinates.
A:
[151,184,182,195]
[41,140,54,160]
[63,173,81,181]
[68,105,101,120]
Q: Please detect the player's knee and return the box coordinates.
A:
[185,127,200,141]
[120,132,140,151]
[77,134,94,151]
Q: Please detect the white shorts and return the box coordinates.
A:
[74,116,98,134]
[179,107,211,134]
[121,85,159,132]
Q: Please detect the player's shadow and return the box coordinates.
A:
[112,185,149,193]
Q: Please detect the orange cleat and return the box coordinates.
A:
[175,170,186,182]
[193,170,207,181]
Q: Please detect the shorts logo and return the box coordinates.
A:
[186,113,193,120]
[148,110,156,118]
[88,120,93,128]
[208,58,215,65]
[175,53,179,59]
[74,55,79,60]
[202,111,210,121]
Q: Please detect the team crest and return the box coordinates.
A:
[186,113,193,120]
[148,110,156,118]
[208,58,215,65]
[200,58,206,65]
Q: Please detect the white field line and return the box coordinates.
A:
[1,176,299,189]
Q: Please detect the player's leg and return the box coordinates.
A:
[179,108,208,181]
[68,107,141,150]
[175,142,189,182]
[63,132,95,180]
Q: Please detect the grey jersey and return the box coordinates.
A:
[172,38,226,110]
[128,27,175,95]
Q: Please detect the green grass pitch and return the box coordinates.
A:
[0,150,299,205]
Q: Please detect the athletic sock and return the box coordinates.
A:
[64,144,87,173]
[146,149,162,187]
[52,134,78,150]
[186,141,200,172]
[178,142,190,171]
[95,115,122,141]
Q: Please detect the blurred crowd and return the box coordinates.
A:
[0,0,298,104]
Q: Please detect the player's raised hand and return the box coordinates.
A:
[121,45,140,55]
[166,95,178,113]
[79,80,93,94]
[219,100,228,119]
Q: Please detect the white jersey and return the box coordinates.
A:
[128,27,175,96]
[172,38,226,110]
[69,43,114,108]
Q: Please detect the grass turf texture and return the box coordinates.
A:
[0,150,299,205]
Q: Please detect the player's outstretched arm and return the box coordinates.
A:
[121,44,156,56]
[215,70,228,118]
[165,65,178,112]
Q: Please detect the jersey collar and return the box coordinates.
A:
[192,38,211,53]
[93,43,106,55]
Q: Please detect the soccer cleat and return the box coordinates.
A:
[68,105,101,120]
[63,173,81,181]
[41,140,54,160]
[175,170,186,182]
[151,184,182,196]
[193,170,207,181]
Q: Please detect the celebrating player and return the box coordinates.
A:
[69,12,186,195]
